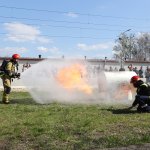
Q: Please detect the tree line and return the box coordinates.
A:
[113,32,150,62]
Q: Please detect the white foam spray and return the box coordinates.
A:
[21,59,136,104]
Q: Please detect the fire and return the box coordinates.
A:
[113,82,135,100]
[56,63,92,94]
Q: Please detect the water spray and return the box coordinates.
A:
[21,59,136,105]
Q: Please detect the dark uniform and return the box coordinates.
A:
[132,80,150,112]
[1,60,17,104]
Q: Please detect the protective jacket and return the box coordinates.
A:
[4,61,16,77]
[132,80,150,112]
[1,60,17,104]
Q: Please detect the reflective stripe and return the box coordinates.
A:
[140,83,148,87]
[137,83,149,92]
[141,104,148,108]
[140,95,150,99]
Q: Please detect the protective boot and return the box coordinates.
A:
[2,93,9,104]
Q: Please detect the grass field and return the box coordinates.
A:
[0,91,150,150]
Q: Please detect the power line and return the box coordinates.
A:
[0,5,149,30]
[0,5,149,21]
[0,15,131,27]
[0,32,114,40]
[0,5,149,40]
[0,21,126,32]
[0,15,149,31]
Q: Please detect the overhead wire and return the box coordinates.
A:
[0,15,149,32]
[0,32,114,40]
[0,4,149,40]
[0,5,150,21]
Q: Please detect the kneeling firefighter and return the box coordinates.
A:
[0,54,21,104]
[129,75,150,112]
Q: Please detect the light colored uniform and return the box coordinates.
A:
[1,61,16,103]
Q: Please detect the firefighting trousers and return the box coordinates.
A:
[1,76,11,103]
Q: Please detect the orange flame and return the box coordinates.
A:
[56,63,92,94]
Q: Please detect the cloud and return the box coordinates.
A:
[77,42,114,51]
[4,22,51,43]
[37,46,60,54]
[98,5,108,10]
[37,46,49,53]
[0,47,27,57]
[66,12,78,18]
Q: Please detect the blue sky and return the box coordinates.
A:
[0,0,150,59]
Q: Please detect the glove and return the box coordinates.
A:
[11,73,21,79]
[15,73,21,79]
[126,106,133,110]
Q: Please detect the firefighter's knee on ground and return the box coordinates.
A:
[4,87,11,94]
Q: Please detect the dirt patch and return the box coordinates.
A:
[104,143,150,150]
[0,140,11,150]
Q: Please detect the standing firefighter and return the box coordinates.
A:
[0,54,21,104]
[129,75,150,112]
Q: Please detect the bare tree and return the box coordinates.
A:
[136,33,150,61]
[113,32,150,61]
[113,33,136,61]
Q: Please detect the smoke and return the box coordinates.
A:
[21,59,136,105]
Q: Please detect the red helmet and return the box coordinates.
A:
[12,54,20,59]
[130,75,140,83]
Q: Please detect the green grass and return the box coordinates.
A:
[0,91,150,150]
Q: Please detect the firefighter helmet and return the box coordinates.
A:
[130,75,140,83]
[12,54,20,59]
